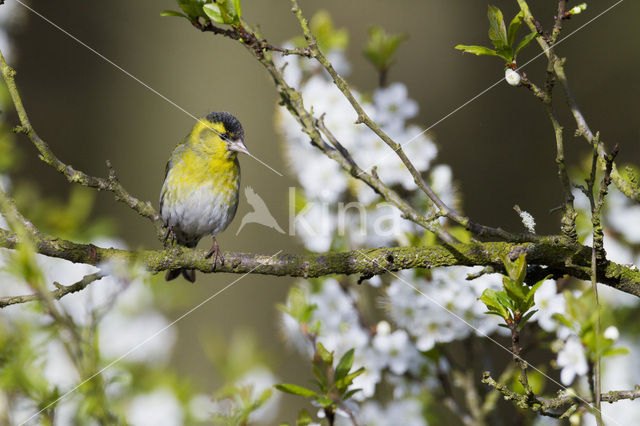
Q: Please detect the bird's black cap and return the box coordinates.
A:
[206,111,244,141]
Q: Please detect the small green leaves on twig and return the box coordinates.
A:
[277,286,319,335]
[478,254,548,331]
[162,0,210,21]
[162,0,242,27]
[364,26,408,87]
[203,0,241,26]
[553,292,628,361]
[293,10,348,52]
[275,343,363,422]
[455,6,538,65]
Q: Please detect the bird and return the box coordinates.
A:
[235,186,285,235]
[160,111,249,282]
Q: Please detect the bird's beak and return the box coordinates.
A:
[228,139,250,155]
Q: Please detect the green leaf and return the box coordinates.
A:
[512,254,528,284]
[455,44,499,57]
[523,275,551,310]
[602,347,630,357]
[314,395,334,408]
[203,3,224,23]
[364,26,408,71]
[479,289,509,319]
[232,0,242,20]
[177,0,208,20]
[514,31,538,56]
[484,310,509,318]
[517,309,537,331]
[219,0,241,25]
[160,10,189,18]
[308,10,348,52]
[316,342,333,365]
[312,364,328,392]
[495,290,514,311]
[296,409,313,426]
[496,47,515,62]
[274,384,318,398]
[334,349,354,382]
[503,277,526,307]
[507,11,524,47]
[553,313,575,330]
[336,367,365,390]
[342,388,362,401]
[487,5,508,50]
[278,287,316,323]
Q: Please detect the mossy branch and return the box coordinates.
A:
[483,372,640,418]
[1,228,640,307]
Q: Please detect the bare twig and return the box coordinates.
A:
[0,49,164,239]
[517,0,640,202]
[289,0,528,242]
[0,272,103,308]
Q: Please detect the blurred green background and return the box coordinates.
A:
[7,0,640,420]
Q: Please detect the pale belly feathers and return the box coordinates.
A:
[160,155,240,248]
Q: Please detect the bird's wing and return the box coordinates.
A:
[159,143,188,214]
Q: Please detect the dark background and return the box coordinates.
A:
[8,0,640,421]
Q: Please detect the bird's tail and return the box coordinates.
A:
[165,268,196,283]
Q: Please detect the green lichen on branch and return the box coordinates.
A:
[1,228,639,305]
[483,372,640,418]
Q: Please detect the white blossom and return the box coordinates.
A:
[346,399,427,426]
[127,388,184,426]
[604,326,620,341]
[373,329,419,375]
[531,280,564,332]
[505,68,521,86]
[607,189,640,244]
[373,83,418,125]
[557,336,588,385]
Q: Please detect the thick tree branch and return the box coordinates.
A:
[1,228,639,302]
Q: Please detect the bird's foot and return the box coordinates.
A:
[163,226,176,247]
[205,236,223,271]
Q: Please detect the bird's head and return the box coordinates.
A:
[192,111,249,159]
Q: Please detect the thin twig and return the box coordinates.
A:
[288,0,530,242]
[0,49,164,239]
[0,272,103,308]
[517,0,640,202]
[196,19,459,243]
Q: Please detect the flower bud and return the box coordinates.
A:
[505,68,521,86]
[604,326,619,341]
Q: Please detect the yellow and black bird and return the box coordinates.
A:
[160,112,249,282]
